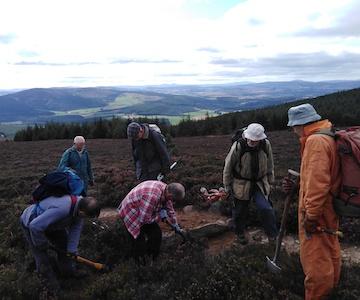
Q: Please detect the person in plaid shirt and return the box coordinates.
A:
[118,180,185,262]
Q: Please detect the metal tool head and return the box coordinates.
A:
[266,256,282,274]
[288,169,300,177]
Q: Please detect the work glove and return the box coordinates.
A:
[281,176,296,194]
[173,223,183,234]
[89,179,94,186]
[160,208,168,221]
[66,251,77,258]
[303,216,318,233]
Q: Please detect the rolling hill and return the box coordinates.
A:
[1,80,360,124]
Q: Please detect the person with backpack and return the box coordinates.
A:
[223,123,278,245]
[58,136,94,195]
[127,122,171,181]
[20,195,100,298]
[282,103,341,300]
[118,180,185,263]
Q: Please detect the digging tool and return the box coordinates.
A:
[316,227,344,238]
[157,160,180,181]
[164,219,188,243]
[266,169,300,274]
[163,219,208,247]
[91,219,110,231]
[69,254,110,271]
[49,245,110,272]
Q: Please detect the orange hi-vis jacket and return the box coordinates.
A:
[298,119,342,300]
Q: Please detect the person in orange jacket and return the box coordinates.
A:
[283,103,341,300]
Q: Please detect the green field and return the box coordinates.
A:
[0,123,28,139]
[52,106,218,125]
[104,93,160,109]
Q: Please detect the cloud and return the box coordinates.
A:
[160,72,198,77]
[247,18,263,26]
[13,61,99,66]
[18,50,39,58]
[0,33,16,44]
[1,0,360,88]
[197,47,221,53]
[294,2,360,38]
[211,58,243,65]
[210,52,360,79]
[110,59,182,64]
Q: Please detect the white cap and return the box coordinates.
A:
[74,136,85,144]
[243,123,267,141]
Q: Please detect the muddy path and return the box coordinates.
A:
[99,207,360,264]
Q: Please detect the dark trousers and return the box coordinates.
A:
[139,171,161,182]
[128,222,162,262]
[21,225,74,292]
[232,189,278,238]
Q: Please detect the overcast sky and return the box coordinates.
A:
[1,0,359,89]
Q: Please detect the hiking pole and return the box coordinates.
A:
[266,169,300,274]
[157,160,180,181]
[49,245,110,272]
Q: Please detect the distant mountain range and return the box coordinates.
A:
[1,80,360,123]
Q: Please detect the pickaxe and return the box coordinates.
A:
[266,169,300,274]
[49,245,110,272]
[157,161,179,181]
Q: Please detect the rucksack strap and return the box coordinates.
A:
[314,128,336,138]
[69,195,78,217]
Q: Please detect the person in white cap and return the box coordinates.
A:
[223,123,278,245]
[58,136,94,195]
[283,103,341,300]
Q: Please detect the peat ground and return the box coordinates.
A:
[1,132,360,299]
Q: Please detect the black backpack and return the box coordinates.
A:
[31,170,84,203]
[231,128,268,158]
[231,128,246,145]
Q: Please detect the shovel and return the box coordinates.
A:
[266,169,300,273]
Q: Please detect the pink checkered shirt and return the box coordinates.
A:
[118,180,177,238]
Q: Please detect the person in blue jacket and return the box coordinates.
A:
[127,122,171,181]
[20,195,100,297]
[58,136,94,195]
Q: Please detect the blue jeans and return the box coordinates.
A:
[232,189,278,238]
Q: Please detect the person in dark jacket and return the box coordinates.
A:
[20,195,100,297]
[58,136,94,195]
[127,122,171,181]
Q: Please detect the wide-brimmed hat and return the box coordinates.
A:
[287,103,321,126]
[243,123,267,141]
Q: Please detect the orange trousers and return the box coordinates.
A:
[299,229,341,300]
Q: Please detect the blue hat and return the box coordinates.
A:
[287,104,321,126]
[127,122,141,138]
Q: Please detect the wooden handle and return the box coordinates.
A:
[75,256,105,270]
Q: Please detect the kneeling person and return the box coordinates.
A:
[20,196,100,296]
[118,180,185,262]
